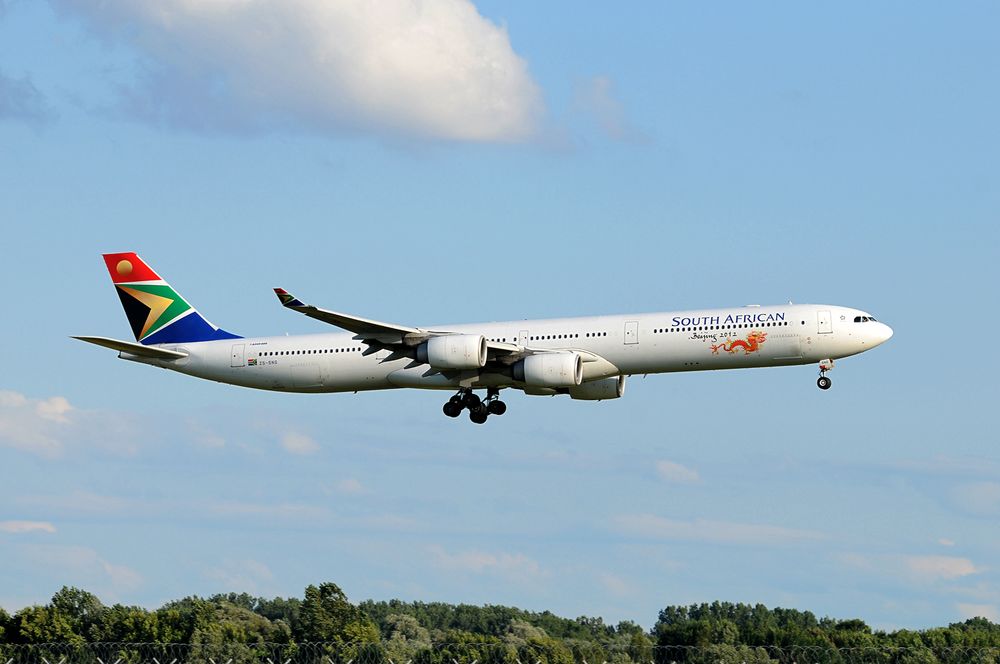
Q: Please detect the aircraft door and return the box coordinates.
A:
[624,320,639,345]
[230,343,245,367]
[519,330,529,346]
[817,310,832,334]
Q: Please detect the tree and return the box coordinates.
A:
[255,596,303,634]
[50,587,105,633]
[87,604,158,643]
[299,583,378,655]
[383,614,432,664]
[14,606,83,644]
[504,620,549,646]
[686,644,776,664]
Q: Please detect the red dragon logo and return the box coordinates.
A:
[711,331,768,355]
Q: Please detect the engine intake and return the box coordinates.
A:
[416,334,487,370]
[568,375,625,400]
[514,353,583,388]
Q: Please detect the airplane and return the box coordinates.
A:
[75,252,893,424]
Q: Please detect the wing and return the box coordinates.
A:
[273,288,426,345]
[73,336,188,360]
[272,288,617,376]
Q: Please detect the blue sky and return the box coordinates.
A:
[1,0,999,631]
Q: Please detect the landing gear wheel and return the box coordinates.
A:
[443,401,462,417]
[488,400,507,416]
[469,408,489,424]
[461,392,482,410]
[817,376,832,390]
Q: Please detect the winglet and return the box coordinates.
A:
[274,288,306,308]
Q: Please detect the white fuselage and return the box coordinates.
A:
[121,303,892,395]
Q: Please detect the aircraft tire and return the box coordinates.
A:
[817,376,832,390]
[469,409,489,424]
[488,400,507,416]
[443,402,462,417]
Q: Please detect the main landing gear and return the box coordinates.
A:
[817,358,834,390]
[442,388,507,424]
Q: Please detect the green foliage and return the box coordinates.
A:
[359,600,627,646]
[298,582,379,662]
[0,584,999,664]
[50,587,105,632]
[14,605,84,644]
[684,644,776,664]
[87,604,159,642]
[382,613,433,664]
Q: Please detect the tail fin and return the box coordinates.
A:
[103,252,241,344]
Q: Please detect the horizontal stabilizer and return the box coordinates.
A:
[72,336,188,360]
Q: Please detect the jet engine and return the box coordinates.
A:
[568,375,626,401]
[513,352,583,387]
[416,334,487,370]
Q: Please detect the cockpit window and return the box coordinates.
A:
[854,315,878,323]
[854,316,862,323]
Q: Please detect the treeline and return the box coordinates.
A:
[1,584,999,658]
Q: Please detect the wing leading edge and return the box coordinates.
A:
[272,288,609,368]
[273,288,426,345]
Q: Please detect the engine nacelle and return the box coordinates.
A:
[568,375,626,401]
[513,353,583,388]
[416,334,487,370]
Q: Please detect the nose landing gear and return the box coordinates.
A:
[442,388,507,423]
[817,359,834,390]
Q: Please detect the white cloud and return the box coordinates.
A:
[905,555,980,581]
[655,460,700,484]
[335,478,365,495]
[574,75,646,143]
[840,553,981,583]
[599,572,635,598]
[939,538,956,547]
[0,390,74,457]
[205,558,274,593]
[101,560,144,592]
[280,431,319,455]
[187,420,226,449]
[0,520,56,534]
[612,514,825,546]
[55,0,543,142]
[355,513,422,532]
[28,544,143,593]
[890,456,1000,479]
[951,482,1000,517]
[0,390,138,458]
[430,545,544,582]
[20,491,131,515]
[957,603,1000,622]
[207,500,327,521]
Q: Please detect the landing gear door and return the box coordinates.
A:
[231,343,245,367]
[624,320,639,345]
[817,310,832,334]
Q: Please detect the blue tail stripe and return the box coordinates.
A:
[141,312,241,345]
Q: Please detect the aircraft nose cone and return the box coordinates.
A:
[876,322,893,344]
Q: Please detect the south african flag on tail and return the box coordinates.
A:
[102,252,241,345]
